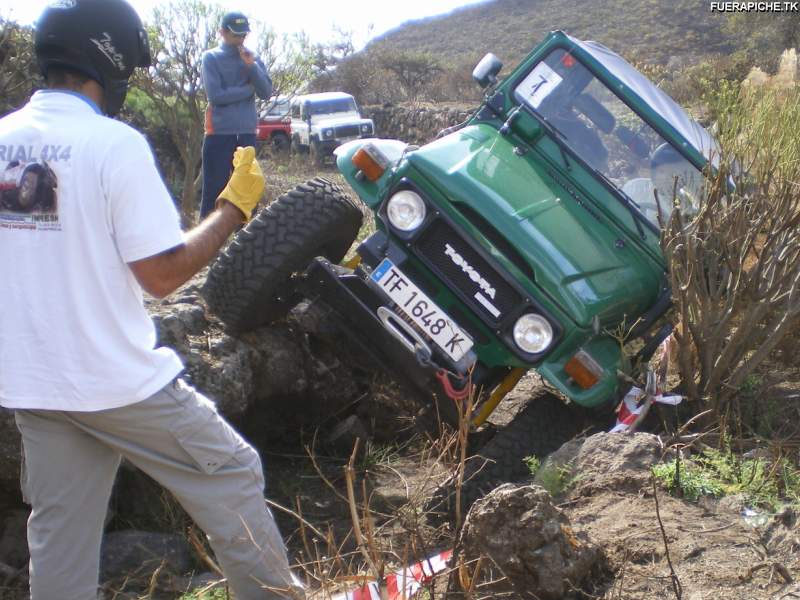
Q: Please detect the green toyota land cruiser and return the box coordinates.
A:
[202,31,715,444]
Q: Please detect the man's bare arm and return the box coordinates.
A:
[129,203,244,299]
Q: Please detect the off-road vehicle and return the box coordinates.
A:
[289,92,375,164]
[202,31,715,490]
[256,96,291,154]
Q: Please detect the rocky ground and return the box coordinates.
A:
[0,163,798,599]
[2,272,796,599]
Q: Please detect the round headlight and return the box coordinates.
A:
[323,128,334,138]
[513,313,553,354]
[361,123,372,133]
[387,190,426,232]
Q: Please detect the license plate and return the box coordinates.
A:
[371,259,474,362]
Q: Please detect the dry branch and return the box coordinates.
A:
[661,86,800,422]
[651,475,682,599]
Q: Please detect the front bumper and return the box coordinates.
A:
[298,257,462,401]
[300,229,625,410]
[317,135,373,155]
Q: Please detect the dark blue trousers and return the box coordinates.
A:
[200,133,257,219]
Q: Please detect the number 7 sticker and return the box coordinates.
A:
[517,61,563,108]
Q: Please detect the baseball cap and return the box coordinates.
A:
[221,11,250,35]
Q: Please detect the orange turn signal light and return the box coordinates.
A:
[352,143,389,182]
[564,350,603,390]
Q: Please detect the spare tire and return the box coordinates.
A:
[202,177,363,333]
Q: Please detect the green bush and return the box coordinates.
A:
[652,459,723,502]
[0,17,40,116]
[524,454,579,497]
[180,588,228,600]
[523,455,541,476]
[653,448,800,511]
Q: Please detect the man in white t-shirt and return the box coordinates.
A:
[0,1,302,598]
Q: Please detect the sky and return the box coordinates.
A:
[0,0,487,49]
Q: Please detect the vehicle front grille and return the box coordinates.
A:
[335,124,360,138]
[453,203,537,283]
[414,219,522,323]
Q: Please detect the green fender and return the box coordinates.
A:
[334,138,410,208]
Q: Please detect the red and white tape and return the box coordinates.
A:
[609,386,683,433]
[329,549,452,600]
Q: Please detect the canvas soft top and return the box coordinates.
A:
[562,32,718,166]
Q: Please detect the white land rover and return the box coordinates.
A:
[290,92,375,163]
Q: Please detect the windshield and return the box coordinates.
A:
[513,48,705,227]
[265,98,289,116]
[260,98,289,119]
[307,97,357,116]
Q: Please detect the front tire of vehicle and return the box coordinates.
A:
[202,177,364,333]
[310,139,325,167]
[291,135,308,155]
[271,132,290,155]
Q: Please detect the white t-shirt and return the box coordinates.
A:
[0,90,185,411]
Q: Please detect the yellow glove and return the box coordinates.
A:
[216,146,265,221]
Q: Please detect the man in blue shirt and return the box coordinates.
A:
[201,11,272,218]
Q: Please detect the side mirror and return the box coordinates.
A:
[472,53,503,88]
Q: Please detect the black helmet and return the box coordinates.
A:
[35,0,151,116]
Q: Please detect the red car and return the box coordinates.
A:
[256,97,291,154]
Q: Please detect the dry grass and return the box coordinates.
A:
[168,391,497,600]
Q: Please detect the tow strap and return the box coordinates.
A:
[435,369,472,402]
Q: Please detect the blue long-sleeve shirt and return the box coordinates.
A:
[201,42,272,135]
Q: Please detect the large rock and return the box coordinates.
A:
[529,432,663,499]
[459,483,603,599]
[148,288,364,424]
[0,509,28,569]
[100,530,193,583]
[0,281,369,498]
[0,410,20,482]
[571,432,663,496]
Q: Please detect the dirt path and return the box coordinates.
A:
[246,371,799,600]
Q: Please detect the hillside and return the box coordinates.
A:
[368,0,736,67]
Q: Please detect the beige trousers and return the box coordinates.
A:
[15,379,303,600]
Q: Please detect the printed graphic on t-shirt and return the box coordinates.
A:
[0,152,61,231]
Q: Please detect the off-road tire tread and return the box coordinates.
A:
[429,392,584,519]
[202,177,363,333]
